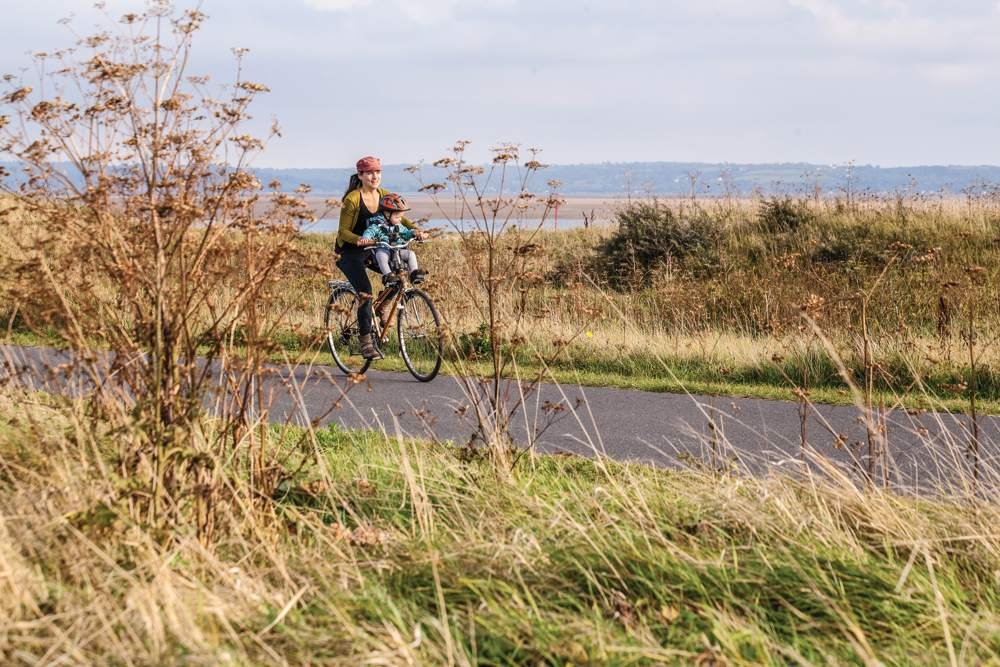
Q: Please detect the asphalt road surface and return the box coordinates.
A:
[3,344,998,493]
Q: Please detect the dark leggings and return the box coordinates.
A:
[336,246,374,335]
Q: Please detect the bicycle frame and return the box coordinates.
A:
[371,282,404,344]
[366,239,418,344]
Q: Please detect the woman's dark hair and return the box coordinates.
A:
[342,173,362,198]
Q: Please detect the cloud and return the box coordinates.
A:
[304,0,373,10]
[6,0,1000,166]
[787,0,1000,54]
[787,0,934,48]
[303,0,515,23]
[395,0,463,23]
[919,63,989,87]
[305,0,472,24]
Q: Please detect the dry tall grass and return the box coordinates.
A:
[0,4,334,532]
[2,388,998,664]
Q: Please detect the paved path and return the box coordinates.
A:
[3,344,998,492]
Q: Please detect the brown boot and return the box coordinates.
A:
[359,333,382,360]
[375,298,393,328]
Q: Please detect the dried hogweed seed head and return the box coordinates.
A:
[237,81,269,93]
[176,10,206,34]
[230,134,263,150]
[5,87,32,103]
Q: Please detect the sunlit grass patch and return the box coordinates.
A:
[2,392,998,663]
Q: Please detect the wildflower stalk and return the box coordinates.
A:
[0,2,317,532]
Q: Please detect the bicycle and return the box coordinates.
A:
[324,239,444,382]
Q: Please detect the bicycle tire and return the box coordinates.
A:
[324,286,373,375]
[397,288,443,382]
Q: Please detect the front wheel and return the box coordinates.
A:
[397,289,443,382]
[324,286,373,375]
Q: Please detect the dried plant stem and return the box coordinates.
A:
[965,294,980,491]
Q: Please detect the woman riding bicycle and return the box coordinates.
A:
[335,156,423,360]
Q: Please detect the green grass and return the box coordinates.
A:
[351,341,1000,414]
[3,392,999,664]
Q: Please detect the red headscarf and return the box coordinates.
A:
[356,156,382,173]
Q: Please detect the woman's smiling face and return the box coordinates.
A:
[359,170,381,189]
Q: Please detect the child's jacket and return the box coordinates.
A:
[361,215,417,243]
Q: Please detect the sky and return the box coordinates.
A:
[2,0,999,168]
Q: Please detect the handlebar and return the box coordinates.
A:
[366,238,424,250]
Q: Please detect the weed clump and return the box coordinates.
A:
[457,322,492,358]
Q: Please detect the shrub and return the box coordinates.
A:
[594,200,721,288]
[756,196,814,234]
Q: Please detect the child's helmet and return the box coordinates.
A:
[380,193,411,212]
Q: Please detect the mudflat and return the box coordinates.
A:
[302,195,626,223]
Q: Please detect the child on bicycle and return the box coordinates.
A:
[361,193,428,287]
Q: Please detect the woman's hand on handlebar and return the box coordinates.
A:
[356,238,375,247]
[415,230,430,241]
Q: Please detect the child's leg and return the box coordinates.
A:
[401,249,426,284]
[373,249,392,276]
[399,249,419,273]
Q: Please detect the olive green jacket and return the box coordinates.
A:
[337,187,416,248]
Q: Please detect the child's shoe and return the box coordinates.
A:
[382,272,400,288]
[409,269,427,285]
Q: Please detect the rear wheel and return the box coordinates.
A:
[397,289,443,382]
[324,286,372,375]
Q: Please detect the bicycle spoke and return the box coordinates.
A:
[398,289,443,382]
[325,287,371,375]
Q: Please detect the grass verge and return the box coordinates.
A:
[2,390,998,664]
